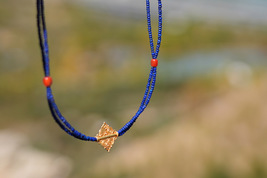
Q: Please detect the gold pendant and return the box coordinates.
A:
[96,122,118,152]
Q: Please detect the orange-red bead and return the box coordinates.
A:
[43,76,53,87]
[151,59,158,67]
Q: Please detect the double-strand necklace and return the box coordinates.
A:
[37,0,162,152]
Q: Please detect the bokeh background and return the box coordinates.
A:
[1,0,267,177]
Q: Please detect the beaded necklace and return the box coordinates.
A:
[37,0,162,152]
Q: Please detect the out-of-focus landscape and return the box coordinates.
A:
[1,0,267,177]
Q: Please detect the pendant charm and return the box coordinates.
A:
[96,122,118,152]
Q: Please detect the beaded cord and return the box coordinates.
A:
[37,0,162,141]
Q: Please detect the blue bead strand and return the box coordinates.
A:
[37,0,162,142]
[118,67,157,136]
[146,0,163,59]
[37,0,97,141]
[118,0,162,136]
[146,0,155,58]
[155,0,163,59]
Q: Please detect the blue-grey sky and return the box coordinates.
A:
[75,0,267,24]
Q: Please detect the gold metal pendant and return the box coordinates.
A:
[96,122,118,152]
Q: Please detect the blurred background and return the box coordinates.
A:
[1,0,267,177]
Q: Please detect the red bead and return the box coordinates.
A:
[151,59,158,67]
[43,76,53,87]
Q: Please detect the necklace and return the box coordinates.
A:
[37,0,162,152]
